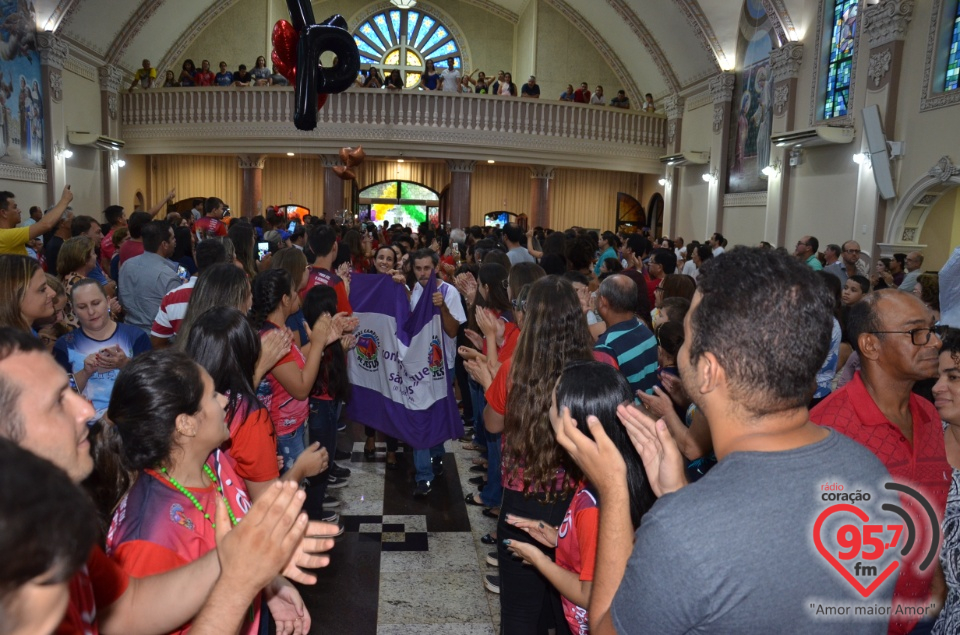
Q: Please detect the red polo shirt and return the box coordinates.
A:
[810,371,950,635]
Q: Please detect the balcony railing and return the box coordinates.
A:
[119,87,666,172]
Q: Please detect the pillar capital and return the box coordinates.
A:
[36,32,69,70]
[97,65,123,94]
[662,94,685,120]
[446,159,476,173]
[237,154,266,170]
[319,154,341,168]
[709,72,736,104]
[528,166,555,180]
[862,0,914,48]
[770,42,804,82]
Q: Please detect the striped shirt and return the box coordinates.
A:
[150,277,196,339]
[594,317,659,396]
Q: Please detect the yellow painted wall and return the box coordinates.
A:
[918,189,959,271]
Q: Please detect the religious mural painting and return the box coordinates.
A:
[0,0,42,168]
[727,0,776,194]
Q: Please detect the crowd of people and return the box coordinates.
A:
[128,53,659,111]
[0,184,958,635]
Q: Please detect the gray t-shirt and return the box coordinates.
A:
[507,246,535,266]
[611,430,895,634]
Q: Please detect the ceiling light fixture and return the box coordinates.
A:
[287,152,295,157]
[397,158,405,163]
[487,160,495,164]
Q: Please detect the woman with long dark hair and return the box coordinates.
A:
[228,222,259,279]
[104,350,310,634]
[250,269,349,478]
[480,276,598,632]
[505,360,655,633]
[176,263,251,348]
[186,306,326,503]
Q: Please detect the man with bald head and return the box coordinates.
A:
[595,273,659,396]
[899,251,924,293]
[811,290,949,634]
[824,239,862,283]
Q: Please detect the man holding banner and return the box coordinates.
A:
[344,248,466,498]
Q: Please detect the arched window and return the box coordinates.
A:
[823,0,858,119]
[354,9,462,89]
[946,3,960,90]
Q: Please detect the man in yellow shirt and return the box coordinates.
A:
[0,186,74,256]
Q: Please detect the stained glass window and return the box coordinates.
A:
[824,0,858,119]
[946,3,960,91]
[359,181,440,228]
[353,9,461,89]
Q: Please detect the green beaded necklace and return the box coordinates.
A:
[158,463,239,529]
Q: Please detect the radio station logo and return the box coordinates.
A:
[355,330,380,372]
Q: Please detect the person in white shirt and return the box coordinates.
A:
[440,58,461,93]
[590,85,606,105]
[710,232,726,257]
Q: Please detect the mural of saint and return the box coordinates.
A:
[0,0,42,167]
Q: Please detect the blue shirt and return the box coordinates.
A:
[595,246,618,276]
[53,324,152,417]
[594,317,659,397]
[215,71,234,86]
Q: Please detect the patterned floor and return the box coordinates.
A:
[295,426,501,634]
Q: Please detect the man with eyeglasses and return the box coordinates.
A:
[899,251,925,293]
[811,290,949,635]
[824,239,864,283]
[794,234,822,270]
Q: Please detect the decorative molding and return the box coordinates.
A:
[668,0,725,71]
[446,159,477,173]
[98,65,123,93]
[0,163,48,183]
[158,0,248,75]
[602,0,680,94]
[105,0,169,66]
[770,42,804,82]
[47,0,80,33]
[761,0,799,45]
[868,49,893,87]
[862,0,914,48]
[107,94,118,120]
[663,94,685,119]
[64,57,96,81]
[346,1,473,75]
[667,120,677,145]
[544,0,643,108]
[461,0,518,23]
[237,155,266,170]
[773,84,789,115]
[319,155,341,169]
[709,72,735,104]
[712,105,724,134]
[49,70,63,102]
[528,166,555,180]
[683,88,713,110]
[724,192,768,207]
[901,227,917,242]
[929,156,960,183]
[918,193,938,205]
[920,0,960,112]
[36,32,69,70]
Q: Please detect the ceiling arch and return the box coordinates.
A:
[45,0,802,97]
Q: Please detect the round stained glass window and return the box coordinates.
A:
[354,8,462,89]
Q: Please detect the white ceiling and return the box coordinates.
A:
[35,0,808,96]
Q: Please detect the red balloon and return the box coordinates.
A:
[317,93,327,110]
[271,20,298,76]
[333,165,356,181]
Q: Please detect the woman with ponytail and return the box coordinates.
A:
[250,269,353,477]
[104,350,310,634]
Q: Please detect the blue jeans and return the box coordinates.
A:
[413,444,445,483]
[277,424,307,475]
[468,378,488,447]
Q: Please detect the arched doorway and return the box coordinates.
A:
[357,180,440,229]
[647,193,664,238]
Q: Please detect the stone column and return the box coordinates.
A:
[855,0,913,260]
[320,154,345,222]
[446,160,476,229]
[662,95,684,237]
[707,72,735,237]
[98,65,123,208]
[237,155,265,218]
[528,166,554,229]
[37,33,69,206]
[764,42,804,247]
